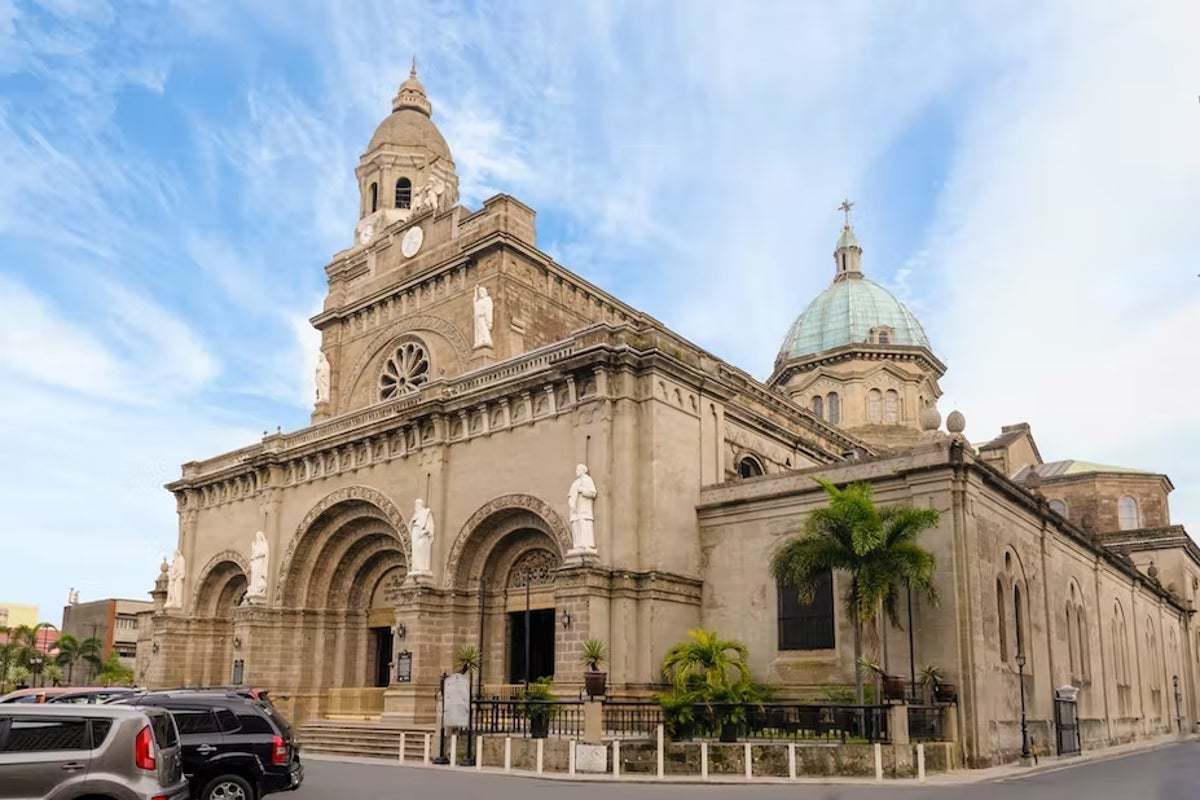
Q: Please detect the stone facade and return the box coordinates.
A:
[138,70,1198,768]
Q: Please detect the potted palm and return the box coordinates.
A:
[579,638,608,698]
[454,644,481,676]
[920,664,956,704]
[655,688,701,741]
[521,676,554,739]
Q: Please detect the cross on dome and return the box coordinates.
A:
[839,198,855,228]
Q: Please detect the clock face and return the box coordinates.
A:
[401,225,424,258]
[358,223,374,245]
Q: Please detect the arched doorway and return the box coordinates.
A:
[192,552,249,686]
[446,497,571,693]
[277,488,409,694]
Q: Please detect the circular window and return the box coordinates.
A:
[379,341,430,400]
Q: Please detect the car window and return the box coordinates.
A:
[0,717,88,752]
[89,719,113,749]
[171,709,220,735]
[214,709,241,733]
[149,712,179,748]
[233,713,274,734]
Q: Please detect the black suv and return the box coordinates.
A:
[115,690,303,800]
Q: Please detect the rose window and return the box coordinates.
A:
[379,341,430,400]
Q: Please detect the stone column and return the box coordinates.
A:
[384,583,455,725]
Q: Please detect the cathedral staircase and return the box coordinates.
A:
[297,719,434,762]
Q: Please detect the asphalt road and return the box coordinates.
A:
[293,741,1199,800]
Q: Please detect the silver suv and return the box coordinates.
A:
[0,704,188,800]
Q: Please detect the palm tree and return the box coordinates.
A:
[53,635,83,684]
[770,478,940,706]
[11,623,59,687]
[78,637,104,684]
[661,629,751,694]
[0,628,18,692]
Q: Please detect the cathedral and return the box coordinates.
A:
[138,67,1198,768]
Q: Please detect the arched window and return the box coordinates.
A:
[395,177,412,209]
[369,182,379,213]
[997,579,1008,661]
[826,392,840,425]
[884,390,900,424]
[867,389,882,423]
[1013,585,1025,657]
[810,395,824,419]
[777,570,835,650]
[878,330,890,344]
[1049,499,1068,517]
[1066,603,1077,676]
[738,456,764,479]
[1118,496,1141,530]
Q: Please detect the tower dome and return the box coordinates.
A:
[768,202,945,450]
[365,59,452,161]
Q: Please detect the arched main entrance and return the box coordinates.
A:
[277,487,409,694]
[190,551,249,686]
[447,497,570,692]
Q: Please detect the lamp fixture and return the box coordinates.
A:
[233,637,242,651]
[1014,652,1026,669]
[152,643,159,654]
[396,622,407,640]
[560,610,572,630]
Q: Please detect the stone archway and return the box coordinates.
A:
[193,550,249,618]
[275,486,410,700]
[443,495,570,692]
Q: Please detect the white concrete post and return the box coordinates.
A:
[423,733,431,765]
[918,743,926,782]
[874,742,883,782]
[569,739,576,776]
[700,741,708,779]
[613,739,621,778]
[656,724,664,779]
[744,742,753,779]
[450,734,458,767]
[536,738,544,773]
[476,736,483,771]
[788,742,796,780]
[504,737,512,771]
[399,732,406,764]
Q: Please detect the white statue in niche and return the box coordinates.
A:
[408,499,435,577]
[473,286,494,348]
[567,464,598,554]
[314,351,330,404]
[248,531,270,599]
[165,550,186,609]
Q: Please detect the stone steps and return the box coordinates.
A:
[298,720,435,761]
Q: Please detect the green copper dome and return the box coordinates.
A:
[777,224,932,361]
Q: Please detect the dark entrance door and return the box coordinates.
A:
[1054,691,1081,756]
[372,627,393,688]
[508,609,556,684]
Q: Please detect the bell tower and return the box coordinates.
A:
[353,58,459,248]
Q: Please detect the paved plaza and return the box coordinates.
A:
[293,740,1197,799]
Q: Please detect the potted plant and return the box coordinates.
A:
[655,688,699,741]
[579,638,608,698]
[454,644,481,676]
[920,664,956,704]
[521,676,554,739]
[882,674,907,703]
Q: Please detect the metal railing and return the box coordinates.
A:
[599,701,891,743]
[907,705,944,741]
[472,698,583,739]
[602,701,664,738]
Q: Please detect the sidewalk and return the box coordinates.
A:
[304,733,1195,786]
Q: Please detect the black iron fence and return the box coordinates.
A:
[602,701,664,738]
[602,701,891,743]
[907,705,943,741]
[472,697,583,739]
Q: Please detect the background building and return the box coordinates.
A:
[0,603,40,629]
[62,597,153,675]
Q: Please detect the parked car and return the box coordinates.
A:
[0,703,188,800]
[114,690,303,800]
[0,687,108,705]
[49,688,140,705]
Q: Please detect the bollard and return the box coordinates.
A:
[657,724,664,779]
[744,741,752,779]
[569,739,576,776]
[476,736,483,771]
[450,734,457,767]
[613,739,621,779]
[874,742,883,781]
[536,738,544,773]
[918,742,926,782]
[399,732,406,764]
[700,742,708,779]
[504,737,512,772]
[788,742,796,780]
[423,733,431,766]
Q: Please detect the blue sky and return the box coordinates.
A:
[1,0,1197,624]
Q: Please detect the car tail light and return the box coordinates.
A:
[135,725,156,771]
[271,734,287,766]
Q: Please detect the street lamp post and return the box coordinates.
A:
[29,656,44,689]
[1015,652,1030,760]
[1173,675,1182,734]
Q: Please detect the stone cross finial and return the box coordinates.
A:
[839,199,855,228]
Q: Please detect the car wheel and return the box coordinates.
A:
[200,774,255,800]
